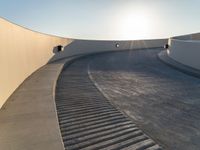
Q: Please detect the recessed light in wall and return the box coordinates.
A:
[164,44,169,49]
[57,45,63,52]
[116,43,120,48]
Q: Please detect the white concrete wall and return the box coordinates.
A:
[168,33,200,70]
[172,33,200,40]
[0,18,72,108]
[50,39,167,61]
[0,17,167,108]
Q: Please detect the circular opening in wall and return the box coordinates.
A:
[116,43,120,48]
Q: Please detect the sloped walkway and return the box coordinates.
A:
[55,55,162,150]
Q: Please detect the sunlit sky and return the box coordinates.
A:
[1,0,200,40]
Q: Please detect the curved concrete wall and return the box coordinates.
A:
[168,33,200,70]
[0,17,167,108]
[0,18,72,108]
[50,39,167,62]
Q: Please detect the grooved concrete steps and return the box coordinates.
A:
[55,56,162,150]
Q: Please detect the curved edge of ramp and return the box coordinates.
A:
[158,50,200,79]
[55,55,162,150]
[0,57,78,150]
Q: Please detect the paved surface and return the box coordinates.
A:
[55,56,162,150]
[89,49,200,150]
[0,59,70,150]
[4,48,198,150]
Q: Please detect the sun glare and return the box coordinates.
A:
[118,10,153,40]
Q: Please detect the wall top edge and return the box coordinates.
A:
[170,32,200,41]
[0,16,72,40]
[0,17,168,42]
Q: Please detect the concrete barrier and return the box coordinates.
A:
[0,18,72,108]
[0,17,167,108]
[50,39,167,62]
[168,33,200,70]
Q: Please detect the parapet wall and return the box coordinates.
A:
[172,33,200,40]
[50,39,167,62]
[0,18,72,108]
[0,17,167,108]
[168,33,200,70]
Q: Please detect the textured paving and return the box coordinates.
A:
[55,57,162,150]
[89,49,200,150]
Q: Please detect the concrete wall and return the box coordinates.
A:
[168,33,200,70]
[50,39,167,62]
[191,33,200,40]
[0,18,72,108]
[172,33,200,40]
[0,17,167,108]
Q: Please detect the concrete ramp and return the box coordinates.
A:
[88,49,200,150]
[55,53,162,150]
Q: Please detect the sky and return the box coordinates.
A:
[0,0,200,40]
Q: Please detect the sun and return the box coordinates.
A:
[118,11,153,40]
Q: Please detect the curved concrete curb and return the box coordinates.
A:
[158,50,200,79]
[0,57,77,150]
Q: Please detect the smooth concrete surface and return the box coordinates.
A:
[0,17,167,108]
[55,54,162,150]
[158,50,200,78]
[50,39,167,62]
[88,49,200,150]
[172,32,200,40]
[0,58,74,150]
[0,18,72,108]
[168,33,200,70]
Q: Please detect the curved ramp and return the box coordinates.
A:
[55,55,162,150]
[89,49,200,150]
